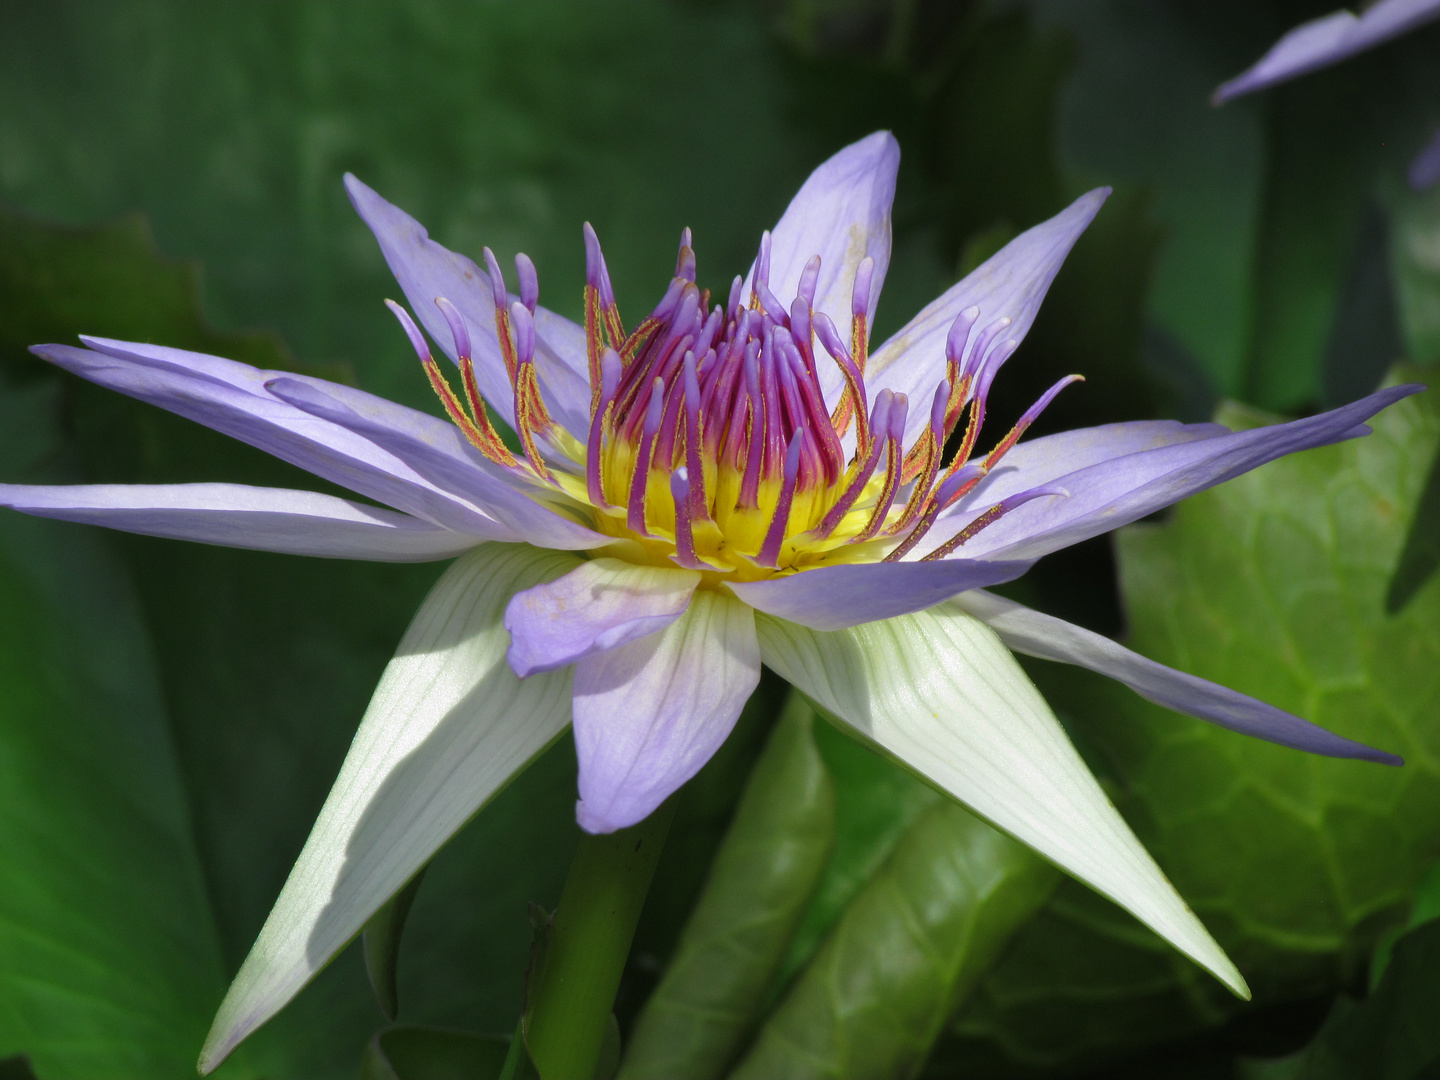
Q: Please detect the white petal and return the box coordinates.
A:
[199,543,582,1072]
[753,604,1249,998]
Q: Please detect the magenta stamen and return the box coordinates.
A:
[726,275,743,324]
[854,395,908,541]
[664,287,702,348]
[627,376,667,535]
[852,256,875,320]
[652,352,691,469]
[760,327,785,478]
[482,247,510,318]
[757,427,806,568]
[694,307,722,358]
[933,463,988,511]
[587,348,622,507]
[583,223,616,308]
[435,297,471,360]
[670,468,706,569]
[813,310,867,421]
[739,345,765,507]
[946,306,980,368]
[515,254,539,313]
[682,351,707,520]
[798,255,821,308]
[780,337,844,482]
[510,302,535,366]
[923,484,1070,561]
[751,230,772,306]
[964,317,1013,385]
[755,279,788,324]
[385,299,432,363]
[929,377,950,435]
[814,390,893,537]
[649,276,685,325]
[789,298,815,374]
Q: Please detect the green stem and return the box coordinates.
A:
[524,801,675,1080]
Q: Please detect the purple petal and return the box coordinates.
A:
[938,418,1229,526]
[943,384,1423,563]
[955,590,1402,765]
[344,174,591,437]
[265,377,610,551]
[869,189,1110,445]
[505,559,701,677]
[0,482,478,561]
[1213,0,1440,104]
[743,132,900,399]
[1409,126,1440,191]
[35,339,517,539]
[727,557,1033,631]
[573,591,759,833]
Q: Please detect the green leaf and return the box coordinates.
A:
[1284,919,1440,1080]
[729,802,1058,1080]
[364,868,429,1021]
[619,693,836,1080]
[0,366,233,1077]
[951,375,1440,1070]
[1368,861,1440,991]
[359,1026,510,1080]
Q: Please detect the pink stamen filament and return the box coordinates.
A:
[758,428,806,568]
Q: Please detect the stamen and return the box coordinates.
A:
[922,485,1069,561]
[813,390,893,538]
[587,348,622,507]
[483,247,518,382]
[682,350,708,522]
[387,300,515,468]
[850,255,875,374]
[798,255,821,308]
[749,231,771,309]
[508,301,552,481]
[814,311,868,453]
[676,228,696,282]
[758,427,806,568]
[893,379,950,529]
[515,253,539,313]
[627,376,666,535]
[789,298,815,376]
[584,223,622,406]
[855,393,907,541]
[670,468,707,569]
[779,336,844,482]
[726,275,743,324]
[941,307,980,431]
[755,279,788,324]
[738,344,765,508]
[983,374,1084,470]
[882,462,988,563]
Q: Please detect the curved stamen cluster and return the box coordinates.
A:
[389,229,1082,578]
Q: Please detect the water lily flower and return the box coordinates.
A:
[0,133,1416,1071]
[1214,0,1440,189]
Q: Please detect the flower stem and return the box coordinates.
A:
[524,801,675,1079]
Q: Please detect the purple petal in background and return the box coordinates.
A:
[573,591,759,833]
[946,384,1422,563]
[1409,126,1440,191]
[505,559,700,677]
[0,482,478,561]
[1214,0,1440,103]
[727,556,1032,631]
[954,590,1402,765]
[868,189,1110,445]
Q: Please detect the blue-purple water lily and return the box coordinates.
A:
[0,132,1418,1071]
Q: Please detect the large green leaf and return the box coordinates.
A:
[0,367,234,1078]
[945,376,1440,1072]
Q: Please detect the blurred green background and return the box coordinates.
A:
[3,1,1440,1078]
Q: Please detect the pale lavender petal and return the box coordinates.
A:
[33,341,518,541]
[868,189,1110,445]
[1214,0,1440,104]
[573,591,759,833]
[0,482,477,561]
[345,174,591,437]
[1409,126,1440,191]
[727,557,1032,631]
[504,559,701,677]
[936,419,1229,527]
[265,377,611,552]
[954,590,1402,765]
[937,384,1422,563]
[742,132,899,401]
